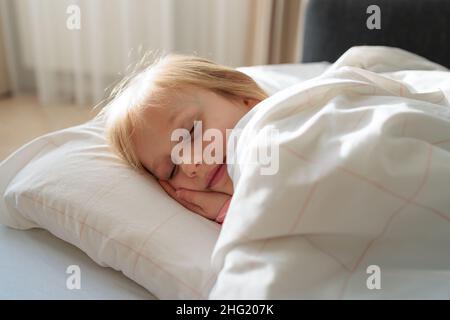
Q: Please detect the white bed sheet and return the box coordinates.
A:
[0,225,157,299]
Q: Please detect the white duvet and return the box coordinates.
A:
[209,46,450,299]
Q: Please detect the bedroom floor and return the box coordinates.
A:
[0,95,98,161]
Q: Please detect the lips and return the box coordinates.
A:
[206,158,227,189]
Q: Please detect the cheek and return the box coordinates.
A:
[204,107,244,158]
[213,120,239,158]
[210,103,242,129]
[223,109,243,128]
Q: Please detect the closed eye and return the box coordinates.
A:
[169,124,195,180]
[187,123,195,141]
[169,165,176,180]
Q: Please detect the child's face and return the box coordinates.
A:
[132,85,258,196]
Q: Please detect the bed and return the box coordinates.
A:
[2,0,450,300]
[0,63,330,299]
[0,225,157,299]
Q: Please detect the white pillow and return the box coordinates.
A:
[236,62,330,95]
[0,116,221,300]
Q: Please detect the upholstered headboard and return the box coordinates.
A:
[301,0,450,68]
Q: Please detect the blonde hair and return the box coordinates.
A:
[94,52,269,174]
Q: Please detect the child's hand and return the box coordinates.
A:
[158,180,231,220]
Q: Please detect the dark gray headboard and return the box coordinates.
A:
[302,0,450,68]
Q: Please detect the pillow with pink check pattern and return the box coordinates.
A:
[0,117,220,299]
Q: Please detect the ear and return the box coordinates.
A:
[243,97,260,109]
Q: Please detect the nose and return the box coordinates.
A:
[180,161,201,178]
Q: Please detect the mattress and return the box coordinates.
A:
[0,225,157,299]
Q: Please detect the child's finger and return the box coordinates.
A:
[176,188,226,207]
[158,180,177,198]
[175,188,200,205]
[176,188,230,220]
[158,180,206,216]
[177,198,204,215]
[176,188,220,208]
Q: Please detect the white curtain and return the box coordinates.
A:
[0,0,303,106]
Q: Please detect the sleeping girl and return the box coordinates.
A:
[102,54,268,224]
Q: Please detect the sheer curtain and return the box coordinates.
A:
[0,21,9,96]
[0,0,305,106]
